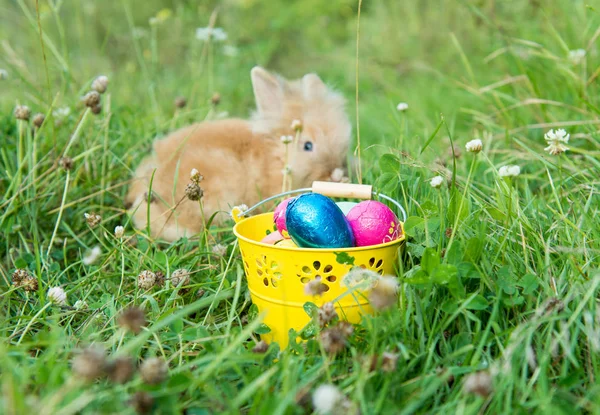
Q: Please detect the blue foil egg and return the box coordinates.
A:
[286,193,355,248]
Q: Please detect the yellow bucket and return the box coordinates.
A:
[232,181,406,348]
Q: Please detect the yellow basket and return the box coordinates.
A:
[232,181,407,349]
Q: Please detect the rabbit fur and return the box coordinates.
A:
[125,66,352,241]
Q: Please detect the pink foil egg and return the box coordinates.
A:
[260,230,284,245]
[273,198,294,237]
[346,201,402,247]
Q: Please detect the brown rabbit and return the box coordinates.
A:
[125,66,352,241]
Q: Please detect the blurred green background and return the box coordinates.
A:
[2,0,597,158]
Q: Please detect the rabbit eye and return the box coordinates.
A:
[303,141,314,152]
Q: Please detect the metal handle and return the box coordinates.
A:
[233,183,407,223]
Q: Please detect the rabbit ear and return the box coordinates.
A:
[303,73,328,99]
[251,66,282,115]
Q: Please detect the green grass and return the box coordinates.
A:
[2,0,600,413]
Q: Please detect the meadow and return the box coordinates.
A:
[1,0,600,413]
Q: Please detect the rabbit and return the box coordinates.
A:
[125,66,352,241]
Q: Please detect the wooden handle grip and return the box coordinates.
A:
[311,181,373,200]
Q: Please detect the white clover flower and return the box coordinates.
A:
[330,168,344,182]
[312,384,343,414]
[74,300,88,310]
[396,102,409,111]
[196,27,227,42]
[48,287,67,305]
[544,128,570,156]
[498,165,521,177]
[568,49,586,65]
[0,69,8,80]
[190,168,203,183]
[114,226,125,239]
[211,243,227,256]
[430,175,444,189]
[83,246,102,265]
[280,135,293,144]
[223,45,239,57]
[465,139,483,153]
[291,119,303,131]
[230,204,249,219]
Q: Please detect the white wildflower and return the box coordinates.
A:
[114,226,125,239]
[74,300,88,310]
[291,119,303,131]
[330,168,344,182]
[83,246,102,265]
[280,135,293,144]
[190,168,203,183]
[0,69,8,80]
[312,384,343,414]
[53,106,71,125]
[48,287,67,305]
[396,102,409,111]
[498,165,521,177]
[544,128,570,156]
[465,139,483,153]
[211,244,227,256]
[230,204,249,219]
[463,371,492,397]
[430,175,444,189]
[196,27,228,42]
[568,49,586,65]
[223,45,239,57]
[342,268,380,289]
[369,276,399,310]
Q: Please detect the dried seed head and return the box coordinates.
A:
[319,323,353,355]
[445,227,453,238]
[318,302,338,328]
[196,289,206,298]
[171,268,190,287]
[185,182,203,201]
[83,91,101,108]
[304,278,329,296]
[14,105,31,121]
[381,352,399,372]
[129,391,154,415]
[32,113,45,128]
[140,357,168,385]
[252,340,269,354]
[106,356,135,384]
[174,96,187,109]
[47,286,67,305]
[12,269,30,286]
[91,75,109,94]
[84,212,102,227]
[91,104,102,115]
[58,157,73,171]
[71,345,107,382]
[154,271,165,287]
[368,276,398,310]
[463,371,492,398]
[211,92,221,105]
[22,276,39,292]
[137,270,156,290]
[117,306,147,334]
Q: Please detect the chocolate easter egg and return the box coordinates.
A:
[346,201,402,247]
[275,239,298,248]
[273,197,294,237]
[260,230,284,245]
[336,201,358,216]
[286,193,355,248]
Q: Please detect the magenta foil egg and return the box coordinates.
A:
[273,197,294,237]
[346,201,402,247]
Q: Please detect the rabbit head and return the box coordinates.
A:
[250,67,352,188]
